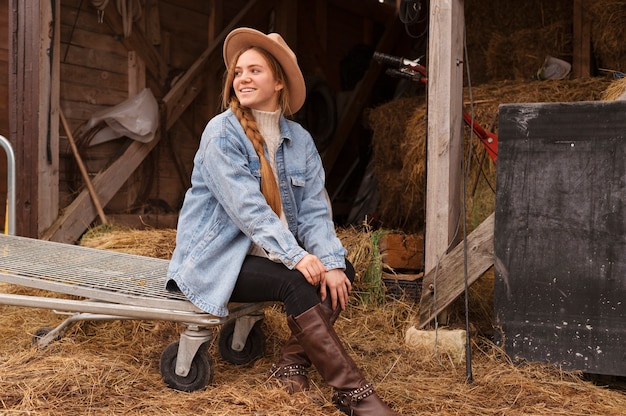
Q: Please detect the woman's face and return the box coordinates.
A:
[233,49,284,112]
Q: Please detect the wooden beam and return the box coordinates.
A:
[9,0,60,238]
[424,0,464,273]
[128,51,146,97]
[572,0,591,78]
[417,213,494,329]
[207,0,224,115]
[39,0,61,235]
[321,14,402,173]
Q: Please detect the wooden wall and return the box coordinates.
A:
[0,0,7,231]
[59,0,214,225]
[3,0,401,238]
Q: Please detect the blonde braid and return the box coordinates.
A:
[229,98,282,216]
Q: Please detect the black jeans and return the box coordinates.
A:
[229,255,356,316]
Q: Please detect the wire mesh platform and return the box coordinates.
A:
[0,233,266,324]
[0,233,268,391]
[0,233,196,310]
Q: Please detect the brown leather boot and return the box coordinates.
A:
[271,296,342,393]
[270,336,310,393]
[287,304,399,415]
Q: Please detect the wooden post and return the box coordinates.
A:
[425,0,465,268]
[424,0,465,310]
[9,0,59,237]
[572,0,591,78]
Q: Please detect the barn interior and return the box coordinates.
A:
[1,0,626,414]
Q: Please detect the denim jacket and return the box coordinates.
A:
[166,109,347,317]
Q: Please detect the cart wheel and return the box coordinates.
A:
[32,327,54,345]
[218,320,265,365]
[160,341,214,392]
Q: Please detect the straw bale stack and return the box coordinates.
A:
[465,0,573,83]
[588,0,626,72]
[368,77,613,234]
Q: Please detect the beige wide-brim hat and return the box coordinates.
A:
[223,27,306,115]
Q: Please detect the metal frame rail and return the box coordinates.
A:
[0,137,266,391]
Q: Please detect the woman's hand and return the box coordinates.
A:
[295,254,327,285]
[320,268,352,311]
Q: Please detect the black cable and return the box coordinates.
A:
[462,18,474,384]
[46,0,57,164]
[398,0,428,39]
[63,0,83,63]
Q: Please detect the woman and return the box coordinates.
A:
[166,27,398,416]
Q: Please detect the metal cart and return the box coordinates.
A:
[0,135,267,392]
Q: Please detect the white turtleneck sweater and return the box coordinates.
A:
[248,108,290,259]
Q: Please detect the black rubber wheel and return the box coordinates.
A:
[218,319,265,365]
[32,326,54,346]
[160,341,214,392]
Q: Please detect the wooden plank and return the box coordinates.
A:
[424,0,464,273]
[9,0,59,237]
[160,0,211,15]
[572,0,591,78]
[106,213,179,230]
[60,63,127,91]
[128,51,146,96]
[9,0,36,236]
[417,213,494,328]
[60,81,128,106]
[158,1,209,39]
[206,0,224,114]
[145,0,161,46]
[379,233,424,271]
[60,100,109,124]
[382,271,423,282]
[38,0,61,234]
[60,26,129,57]
[61,44,128,74]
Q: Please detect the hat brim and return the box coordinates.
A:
[223,28,306,115]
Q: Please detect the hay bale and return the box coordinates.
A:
[465,0,573,83]
[602,76,626,100]
[588,0,626,71]
[368,99,426,233]
[485,22,572,80]
[368,78,613,235]
[80,226,177,259]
